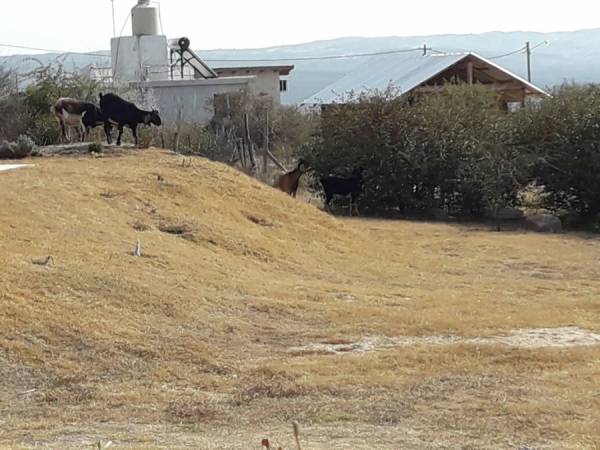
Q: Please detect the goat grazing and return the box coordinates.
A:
[99,93,161,146]
[52,98,104,143]
[320,167,365,216]
[277,159,309,197]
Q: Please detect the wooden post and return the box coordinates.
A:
[266,149,288,172]
[525,41,532,82]
[230,141,240,164]
[263,111,270,176]
[173,105,183,152]
[240,138,247,168]
[249,143,258,174]
[244,113,257,174]
[467,61,474,85]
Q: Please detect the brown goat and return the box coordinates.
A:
[52,98,104,143]
[277,160,308,197]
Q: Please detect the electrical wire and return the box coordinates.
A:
[488,46,526,60]
[0,43,429,63]
[0,43,110,58]
[202,47,428,62]
[112,11,133,85]
[0,39,541,67]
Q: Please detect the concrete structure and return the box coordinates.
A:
[110,1,169,83]
[111,35,169,83]
[106,1,294,125]
[138,65,294,125]
[140,77,254,125]
[212,66,294,105]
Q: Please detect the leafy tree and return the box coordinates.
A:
[513,84,600,217]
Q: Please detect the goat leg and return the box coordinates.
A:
[60,121,67,143]
[104,123,113,145]
[131,124,139,146]
[116,125,124,146]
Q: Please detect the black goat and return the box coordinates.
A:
[99,93,161,146]
[320,167,365,216]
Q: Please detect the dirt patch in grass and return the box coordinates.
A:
[290,327,600,355]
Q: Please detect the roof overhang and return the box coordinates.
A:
[455,52,549,97]
[213,65,295,76]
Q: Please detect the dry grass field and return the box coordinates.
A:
[1,149,600,449]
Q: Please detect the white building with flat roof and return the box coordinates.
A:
[103,1,293,125]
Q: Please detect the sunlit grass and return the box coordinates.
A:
[1,149,599,448]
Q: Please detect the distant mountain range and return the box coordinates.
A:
[2,29,599,104]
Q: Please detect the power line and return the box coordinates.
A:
[0,42,429,64]
[0,41,544,69]
[488,46,526,60]
[0,43,110,59]
[203,47,428,62]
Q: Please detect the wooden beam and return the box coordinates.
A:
[467,62,474,85]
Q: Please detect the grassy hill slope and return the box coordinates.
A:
[1,150,600,448]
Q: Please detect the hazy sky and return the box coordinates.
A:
[0,0,598,55]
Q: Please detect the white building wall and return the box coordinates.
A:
[138,77,254,125]
[248,71,281,104]
[215,69,283,104]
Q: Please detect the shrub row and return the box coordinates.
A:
[301,84,600,219]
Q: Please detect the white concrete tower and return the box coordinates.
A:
[111,0,169,83]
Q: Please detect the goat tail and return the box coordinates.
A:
[293,422,301,450]
[99,92,104,101]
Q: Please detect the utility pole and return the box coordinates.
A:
[525,41,532,82]
[111,0,117,37]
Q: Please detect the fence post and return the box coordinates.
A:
[244,113,257,174]
[263,111,270,177]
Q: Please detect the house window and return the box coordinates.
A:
[279,79,288,92]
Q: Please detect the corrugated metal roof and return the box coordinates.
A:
[303,52,547,104]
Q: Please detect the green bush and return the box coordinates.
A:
[512,84,600,217]
[0,134,36,159]
[88,142,103,154]
[0,64,102,145]
[302,85,527,217]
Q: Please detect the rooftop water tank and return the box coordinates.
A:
[132,0,160,36]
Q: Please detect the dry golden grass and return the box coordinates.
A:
[1,149,600,449]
